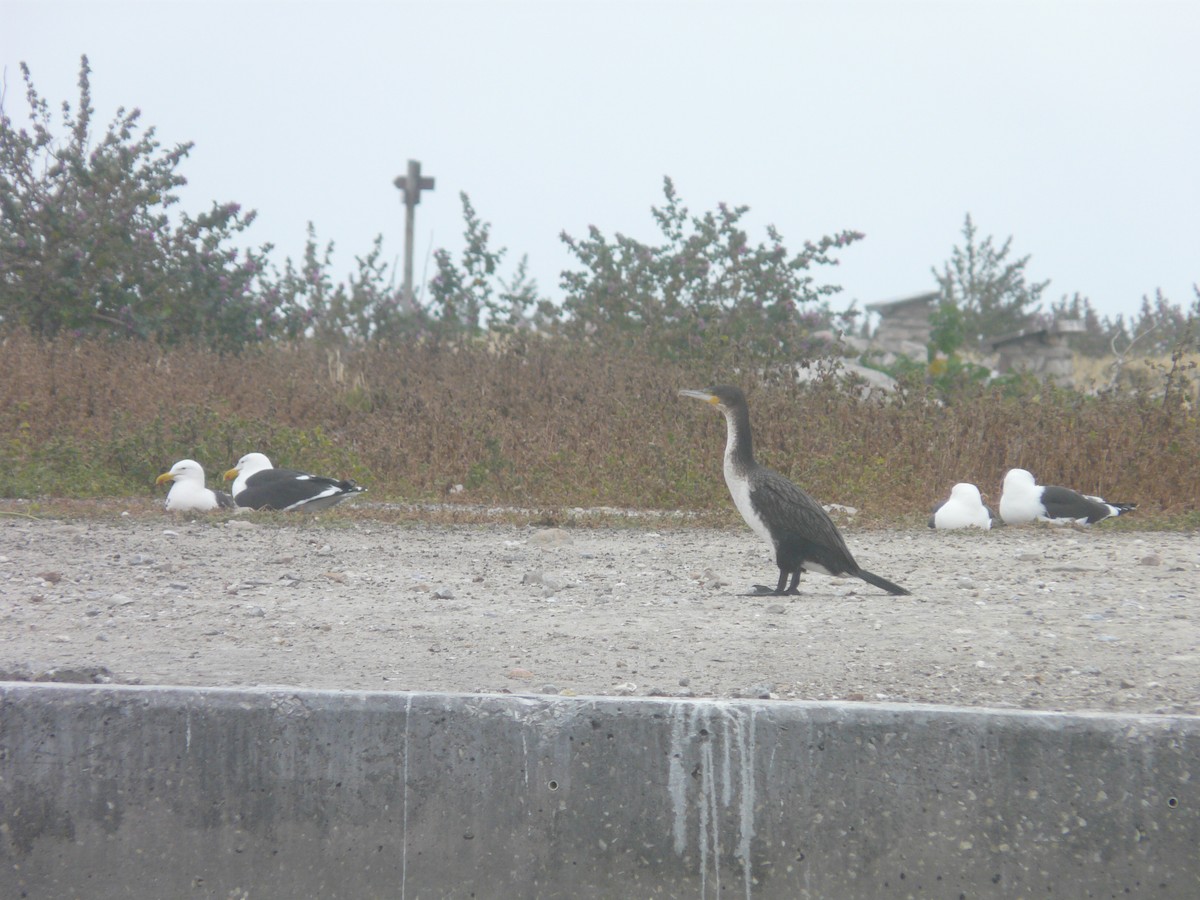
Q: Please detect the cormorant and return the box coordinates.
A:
[156,460,236,512]
[999,468,1136,525]
[224,452,366,512]
[680,385,909,596]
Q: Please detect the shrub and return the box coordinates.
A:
[558,177,863,361]
[934,213,1049,347]
[0,57,289,350]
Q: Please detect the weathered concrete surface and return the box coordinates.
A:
[1,683,1197,899]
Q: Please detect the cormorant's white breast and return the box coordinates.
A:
[224,452,366,512]
[680,385,909,597]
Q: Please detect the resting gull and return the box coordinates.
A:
[223,452,366,512]
[155,459,236,512]
[999,468,1136,525]
[929,483,996,530]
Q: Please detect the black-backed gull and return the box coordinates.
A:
[223,452,366,512]
[999,468,1136,525]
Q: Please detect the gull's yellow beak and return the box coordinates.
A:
[155,471,175,486]
[223,467,238,481]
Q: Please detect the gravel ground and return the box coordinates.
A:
[2,512,1198,714]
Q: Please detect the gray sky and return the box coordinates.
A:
[3,0,1197,322]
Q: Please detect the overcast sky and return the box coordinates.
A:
[3,0,1197,322]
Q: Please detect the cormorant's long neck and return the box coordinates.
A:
[723,402,756,474]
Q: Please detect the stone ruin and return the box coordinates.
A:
[849,290,1084,388]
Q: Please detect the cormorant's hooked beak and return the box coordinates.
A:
[155,471,176,486]
[679,389,719,406]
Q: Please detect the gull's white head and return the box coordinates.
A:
[1003,468,1037,491]
[950,482,983,504]
[156,459,206,487]
[224,452,273,496]
[999,468,1042,524]
[156,459,219,511]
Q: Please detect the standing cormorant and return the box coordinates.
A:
[999,468,1136,525]
[680,385,909,596]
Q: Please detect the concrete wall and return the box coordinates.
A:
[1,683,1197,899]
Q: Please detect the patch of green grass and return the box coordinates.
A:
[1,404,368,501]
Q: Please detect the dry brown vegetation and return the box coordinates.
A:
[1072,351,1200,400]
[2,330,1198,525]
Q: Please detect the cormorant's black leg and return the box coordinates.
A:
[781,569,801,595]
[748,565,803,596]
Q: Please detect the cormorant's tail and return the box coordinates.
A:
[856,569,910,596]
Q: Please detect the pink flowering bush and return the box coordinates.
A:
[0,57,297,350]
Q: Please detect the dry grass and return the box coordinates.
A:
[1,330,1197,525]
[1072,351,1200,400]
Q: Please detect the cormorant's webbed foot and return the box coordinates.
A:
[749,571,803,596]
[777,570,802,595]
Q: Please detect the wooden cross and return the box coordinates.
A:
[393,159,436,303]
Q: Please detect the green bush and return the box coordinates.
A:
[558,177,862,361]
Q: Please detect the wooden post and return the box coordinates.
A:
[393,159,436,304]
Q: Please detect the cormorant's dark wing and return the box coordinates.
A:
[1040,486,1111,523]
[750,469,856,565]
